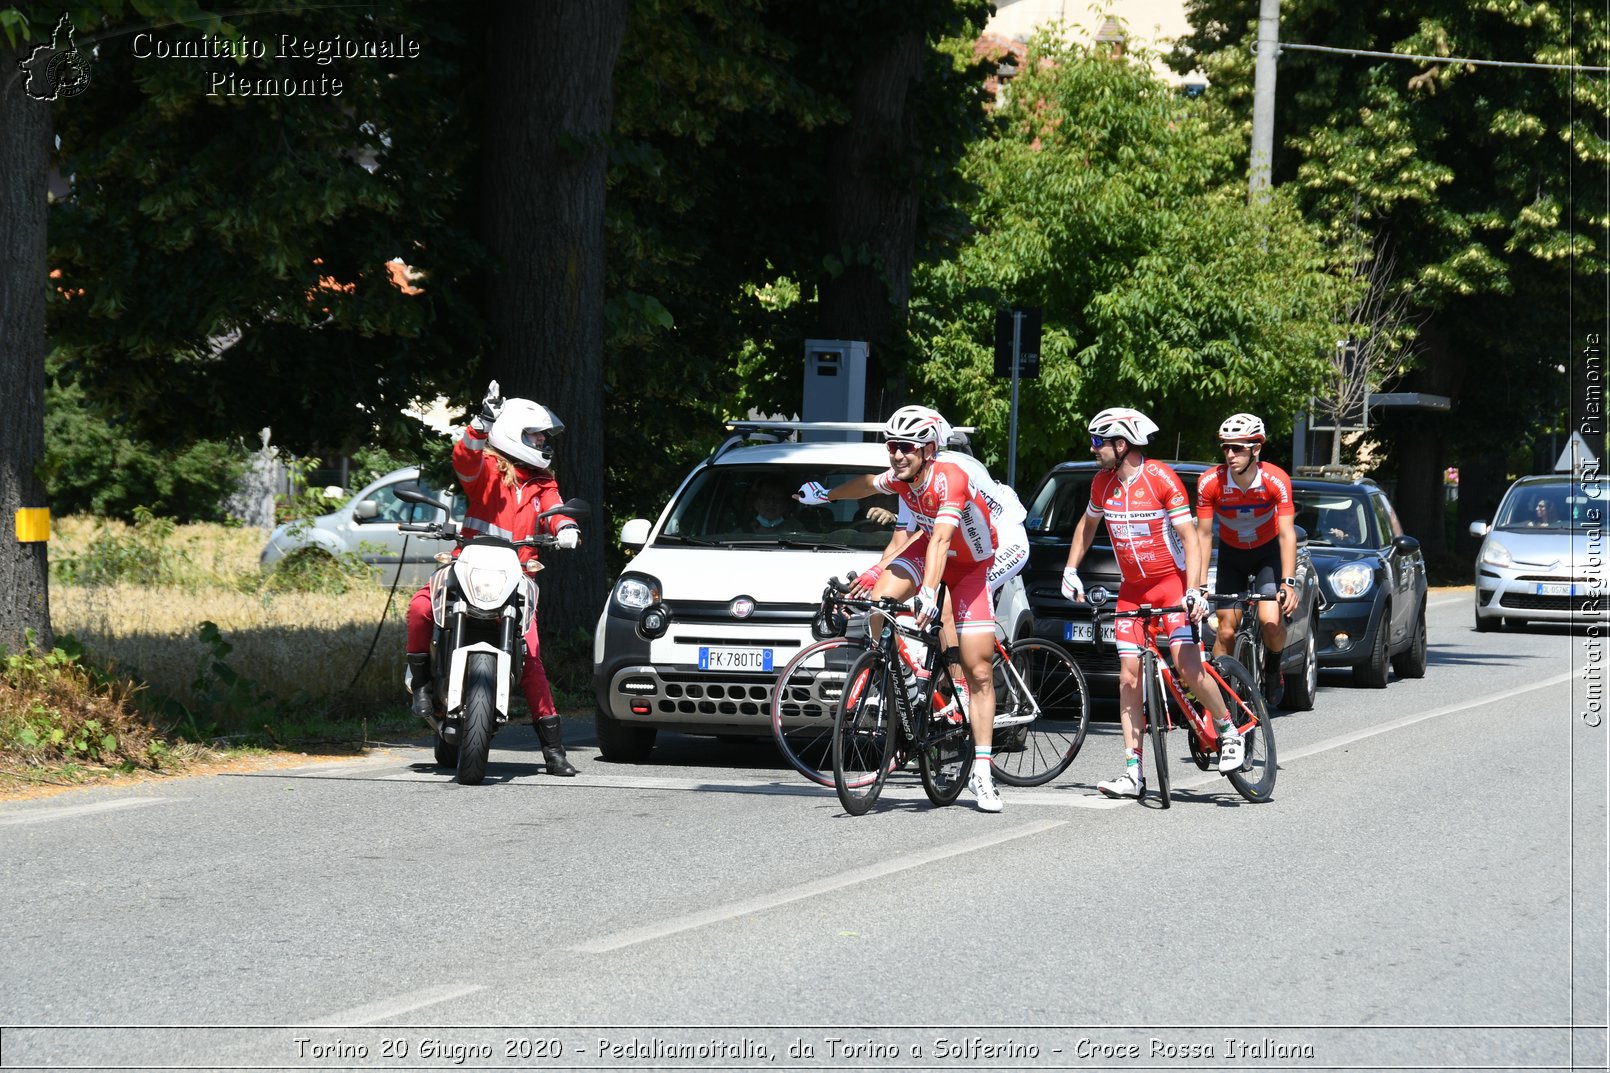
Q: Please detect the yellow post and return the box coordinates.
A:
[14,507,51,543]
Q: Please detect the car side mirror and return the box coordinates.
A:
[1391,534,1421,555]
[1293,524,1308,545]
[620,518,651,546]
[354,499,379,520]
[1468,520,1490,538]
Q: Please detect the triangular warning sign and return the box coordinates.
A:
[1554,430,1600,472]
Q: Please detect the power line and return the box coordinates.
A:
[1269,40,1610,74]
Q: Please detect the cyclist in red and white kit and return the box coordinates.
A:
[796,405,1007,813]
[1059,407,1239,799]
[1194,413,1298,705]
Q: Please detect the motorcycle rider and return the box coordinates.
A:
[404,381,582,776]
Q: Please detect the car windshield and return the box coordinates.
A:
[1292,489,1373,548]
[1493,480,1598,531]
[1024,467,1204,539]
[658,465,899,551]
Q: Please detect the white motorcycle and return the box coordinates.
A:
[396,486,588,784]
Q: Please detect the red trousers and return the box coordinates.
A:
[406,586,559,721]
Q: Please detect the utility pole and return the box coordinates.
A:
[1249,0,1281,202]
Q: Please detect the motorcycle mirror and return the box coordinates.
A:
[394,485,447,512]
[541,498,591,521]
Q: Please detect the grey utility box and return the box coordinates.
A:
[801,339,868,442]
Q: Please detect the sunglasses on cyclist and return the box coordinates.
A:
[1089,435,1111,449]
[886,439,923,455]
[1221,442,1256,453]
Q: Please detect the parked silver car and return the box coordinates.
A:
[260,466,465,588]
[1471,474,1609,630]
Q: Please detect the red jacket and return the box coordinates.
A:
[454,424,576,566]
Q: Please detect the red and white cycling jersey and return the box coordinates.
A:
[1195,461,1294,550]
[874,458,998,566]
[1087,460,1192,580]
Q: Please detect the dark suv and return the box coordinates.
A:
[1288,474,1428,687]
[1019,459,1321,709]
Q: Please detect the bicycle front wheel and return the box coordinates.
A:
[990,639,1090,787]
[1147,665,1171,809]
[832,650,899,815]
[771,636,866,787]
[1212,655,1277,802]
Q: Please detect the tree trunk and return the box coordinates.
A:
[0,48,54,654]
[816,29,926,418]
[480,0,626,640]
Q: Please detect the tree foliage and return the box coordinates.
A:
[909,32,1340,479]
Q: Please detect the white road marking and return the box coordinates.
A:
[0,797,173,826]
[574,817,1069,954]
[306,983,487,1027]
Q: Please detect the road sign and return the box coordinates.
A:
[994,308,1041,379]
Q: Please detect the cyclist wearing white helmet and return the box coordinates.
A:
[1194,412,1298,706]
[1061,407,1240,799]
[795,404,1008,812]
[404,381,583,777]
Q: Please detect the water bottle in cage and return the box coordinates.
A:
[894,612,931,713]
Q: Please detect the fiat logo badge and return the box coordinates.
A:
[730,596,755,619]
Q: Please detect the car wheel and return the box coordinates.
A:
[594,706,657,763]
[1391,602,1428,679]
[1353,604,1391,689]
[1282,620,1319,712]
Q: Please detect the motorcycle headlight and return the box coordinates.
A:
[1328,562,1375,599]
[1480,539,1512,569]
[466,566,513,604]
[613,574,660,611]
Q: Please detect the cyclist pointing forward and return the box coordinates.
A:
[797,405,1006,813]
[1060,407,1240,799]
[1194,413,1298,706]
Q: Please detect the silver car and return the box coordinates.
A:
[1471,474,1609,630]
[260,466,466,588]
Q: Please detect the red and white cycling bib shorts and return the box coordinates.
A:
[1115,574,1195,658]
[887,536,995,635]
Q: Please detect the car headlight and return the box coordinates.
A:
[1480,539,1512,569]
[613,574,661,611]
[466,566,513,604]
[1328,562,1375,599]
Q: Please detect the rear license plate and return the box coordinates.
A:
[698,647,774,671]
[1538,582,1574,597]
[1065,621,1116,644]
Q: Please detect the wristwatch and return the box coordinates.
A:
[1280,576,1298,587]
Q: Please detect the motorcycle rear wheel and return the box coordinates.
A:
[455,652,498,785]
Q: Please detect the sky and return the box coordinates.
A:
[984,0,1198,81]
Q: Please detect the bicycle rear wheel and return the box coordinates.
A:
[918,710,974,806]
[990,639,1090,787]
[1212,655,1277,802]
[1147,666,1171,808]
[771,636,866,787]
[832,650,899,815]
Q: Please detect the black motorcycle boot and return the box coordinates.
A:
[406,653,436,720]
[535,715,578,776]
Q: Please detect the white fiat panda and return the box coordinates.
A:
[591,422,1032,762]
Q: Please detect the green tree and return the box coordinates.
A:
[1173,0,1609,549]
[910,31,1340,482]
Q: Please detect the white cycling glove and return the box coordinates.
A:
[914,585,940,624]
[1183,586,1209,621]
[1060,566,1085,602]
[795,480,831,506]
[555,527,580,550]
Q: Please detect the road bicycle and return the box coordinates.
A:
[771,576,1090,792]
[1213,578,1315,712]
[1089,587,1276,808]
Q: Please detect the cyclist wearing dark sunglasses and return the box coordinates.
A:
[795,405,1007,812]
[1193,412,1298,706]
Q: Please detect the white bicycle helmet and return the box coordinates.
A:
[1088,407,1159,446]
[883,404,948,447]
[1217,412,1266,444]
[488,398,565,470]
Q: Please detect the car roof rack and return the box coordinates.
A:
[714,419,979,458]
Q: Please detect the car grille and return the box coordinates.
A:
[652,674,774,718]
[1498,592,1601,613]
[1513,574,1595,584]
[773,672,849,724]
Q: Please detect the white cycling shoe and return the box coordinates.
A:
[1097,770,1145,799]
[968,770,1003,813]
[1218,731,1246,773]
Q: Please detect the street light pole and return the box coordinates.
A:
[1249,0,1281,203]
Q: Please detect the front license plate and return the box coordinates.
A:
[698,647,774,672]
[1538,582,1574,597]
[1064,621,1116,644]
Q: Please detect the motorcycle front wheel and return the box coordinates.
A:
[455,652,498,785]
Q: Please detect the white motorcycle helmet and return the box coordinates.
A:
[488,399,565,471]
[883,404,949,447]
[1217,412,1267,444]
[1088,406,1159,446]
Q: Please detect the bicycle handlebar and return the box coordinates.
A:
[396,520,566,549]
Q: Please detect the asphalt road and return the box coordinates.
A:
[2,590,1604,1072]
